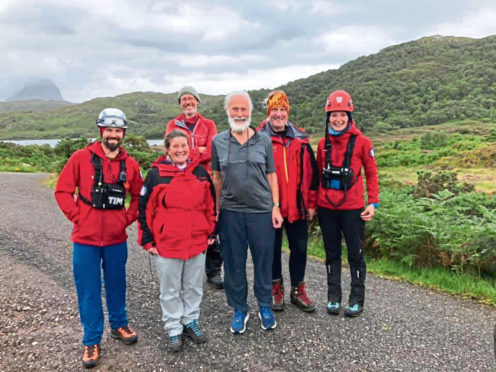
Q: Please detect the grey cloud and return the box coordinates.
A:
[123,37,191,53]
[2,4,78,35]
[3,0,496,102]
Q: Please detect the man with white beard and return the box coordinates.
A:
[211,91,283,334]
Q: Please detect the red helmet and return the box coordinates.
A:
[325,90,354,112]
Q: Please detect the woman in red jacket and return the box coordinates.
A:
[138,130,216,352]
[316,90,379,317]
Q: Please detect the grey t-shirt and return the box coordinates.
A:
[211,128,275,213]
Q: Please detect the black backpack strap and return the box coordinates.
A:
[324,136,332,167]
[296,143,306,217]
[92,153,103,185]
[324,116,332,168]
[343,135,357,169]
[78,153,101,206]
[118,159,127,183]
[78,193,92,206]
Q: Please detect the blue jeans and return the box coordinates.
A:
[219,210,275,312]
[73,242,129,345]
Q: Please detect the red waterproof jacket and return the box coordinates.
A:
[316,121,379,210]
[165,113,217,173]
[137,156,216,260]
[258,120,318,222]
[54,142,143,246]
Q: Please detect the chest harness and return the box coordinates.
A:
[321,133,359,207]
[79,153,127,210]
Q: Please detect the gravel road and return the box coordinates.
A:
[0,172,494,371]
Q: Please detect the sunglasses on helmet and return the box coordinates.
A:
[96,117,127,128]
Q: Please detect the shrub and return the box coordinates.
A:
[54,137,89,158]
[420,131,448,149]
[365,187,496,278]
[413,170,474,197]
[124,134,151,152]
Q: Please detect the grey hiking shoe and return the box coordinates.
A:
[168,334,183,352]
[183,320,207,343]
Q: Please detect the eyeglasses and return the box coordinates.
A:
[96,117,127,128]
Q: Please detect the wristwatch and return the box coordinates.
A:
[273,202,280,207]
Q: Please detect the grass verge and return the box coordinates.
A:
[304,238,496,307]
[42,173,58,188]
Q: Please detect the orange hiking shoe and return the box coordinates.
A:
[82,344,100,369]
[290,282,316,312]
[272,279,285,311]
[110,325,138,345]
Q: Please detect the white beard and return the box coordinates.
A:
[228,116,251,133]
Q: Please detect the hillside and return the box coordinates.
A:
[1,35,496,139]
[0,100,73,113]
[266,35,496,134]
[0,92,224,139]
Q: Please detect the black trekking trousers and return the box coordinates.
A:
[272,219,309,287]
[318,207,366,306]
[205,240,223,278]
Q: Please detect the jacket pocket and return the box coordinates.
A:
[105,209,128,241]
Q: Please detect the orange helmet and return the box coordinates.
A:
[325,90,354,112]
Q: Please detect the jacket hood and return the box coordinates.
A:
[151,154,168,168]
[174,112,203,128]
[258,120,309,143]
[87,141,130,160]
[152,154,200,177]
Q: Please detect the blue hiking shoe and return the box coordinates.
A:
[258,306,277,330]
[183,320,207,343]
[344,303,363,317]
[326,301,341,315]
[230,310,249,334]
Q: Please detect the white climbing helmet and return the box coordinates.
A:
[96,108,128,128]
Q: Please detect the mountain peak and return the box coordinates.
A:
[7,79,65,102]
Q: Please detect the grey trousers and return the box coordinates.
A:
[154,252,206,337]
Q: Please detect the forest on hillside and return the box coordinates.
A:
[239,35,496,135]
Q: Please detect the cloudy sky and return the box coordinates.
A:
[2,0,496,102]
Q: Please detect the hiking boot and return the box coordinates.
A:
[110,325,138,345]
[183,320,208,343]
[258,306,277,330]
[344,303,363,318]
[207,273,224,289]
[272,279,285,311]
[290,282,316,313]
[230,310,249,334]
[326,301,341,315]
[168,334,183,352]
[82,344,100,369]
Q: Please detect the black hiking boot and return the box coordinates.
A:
[207,273,224,289]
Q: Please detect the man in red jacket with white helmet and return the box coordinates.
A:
[258,91,318,313]
[165,86,223,289]
[316,90,379,318]
[55,108,143,369]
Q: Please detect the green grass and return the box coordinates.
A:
[0,165,38,172]
[42,174,58,188]
[367,257,496,306]
[301,238,496,307]
[369,120,496,144]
